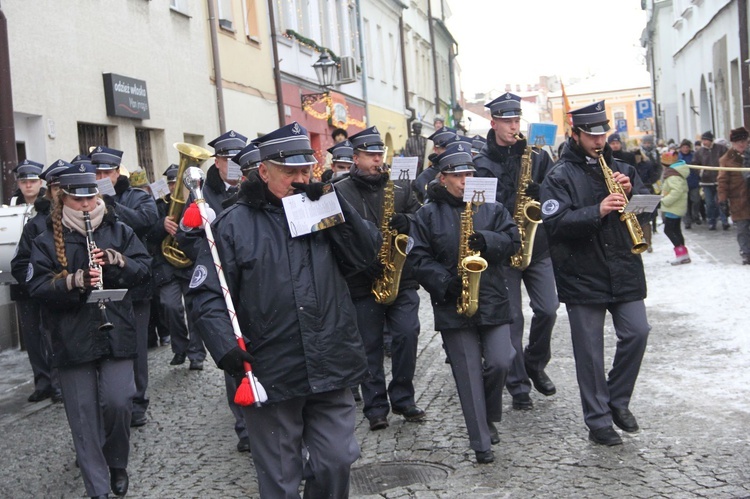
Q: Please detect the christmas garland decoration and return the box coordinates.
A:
[283,29,361,73]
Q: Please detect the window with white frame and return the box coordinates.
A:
[242,0,260,40]
[170,0,189,15]
[377,25,385,82]
[364,18,373,77]
[218,0,234,31]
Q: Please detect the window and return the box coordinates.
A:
[377,25,385,82]
[78,123,108,155]
[170,0,189,15]
[319,0,332,52]
[363,18,373,77]
[242,0,260,40]
[136,129,154,181]
[296,0,312,37]
[218,0,234,31]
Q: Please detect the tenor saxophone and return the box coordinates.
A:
[509,134,541,270]
[596,149,649,254]
[457,191,488,317]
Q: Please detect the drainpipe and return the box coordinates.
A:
[0,5,17,203]
[399,15,415,128]
[739,0,750,127]
[426,0,440,117]
[267,0,285,126]
[207,0,226,133]
[355,0,368,122]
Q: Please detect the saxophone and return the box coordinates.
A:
[457,191,488,317]
[372,156,409,305]
[83,211,114,332]
[596,149,649,254]
[509,134,542,270]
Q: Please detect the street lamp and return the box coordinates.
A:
[301,52,338,115]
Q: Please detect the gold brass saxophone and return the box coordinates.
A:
[457,191,488,317]
[596,149,649,254]
[161,142,212,268]
[372,151,409,305]
[510,133,541,270]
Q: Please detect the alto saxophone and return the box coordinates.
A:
[457,191,488,317]
[372,159,409,305]
[83,211,114,332]
[596,149,649,254]
[510,134,542,270]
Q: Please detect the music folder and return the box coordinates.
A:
[87,289,128,304]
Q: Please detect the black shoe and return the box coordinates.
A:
[588,426,622,446]
[189,359,204,371]
[512,393,533,410]
[109,467,129,496]
[694,219,702,225]
[489,423,500,445]
[368,416,389,431]
[236,437,251,452]
[170,353,186,366]
[160,336,171,347]
[51,390,64,404]
[610,406,639,433]
[475,449,494,464]
[525,366,557,396]
[709,224,717,230]
[723,223,731,230]
[392,405,426,422]
[684,223,691,229]
[130,413,147,427]
[27,388,52,403]
[350,386,362,402]
[743,255,750,265]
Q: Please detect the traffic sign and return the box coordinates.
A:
[638,119,652,131]
[636,99,653,120]
[616,119,628,133]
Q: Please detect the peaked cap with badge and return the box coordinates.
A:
[471,135,487,154]
[208,130,248,157]
[436,142,476,174]
[255,122,317,166]
[90,146,124,170]
[58,162,99,197]
[327,140,354,164]
[13,160,43,180]
[70,154,90,166]
[486,92,523,119]
[349,126,385,153]
[163,164,179,182]
[568,100,611,135]
[43,159,75,185]
[231,143,261,171]
[428,127,458,148]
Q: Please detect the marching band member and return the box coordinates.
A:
[27,163,151,498]
[408,142,520,464]
[413,127,457,203]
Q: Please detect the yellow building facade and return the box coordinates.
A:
[367,105,409,164]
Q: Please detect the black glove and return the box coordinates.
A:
[524,181,540,200]
[720,201,730,216]
[291,182,329,201]
[389,213,410,233]
[363,260,385,281]
[218,347,255,377]
[102,194,116,208]
[467,232,486,252]
[444,275,463,302]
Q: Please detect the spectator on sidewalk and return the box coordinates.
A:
[678,139,703,228]
[693,131,730,230]
[660,151,691,265]
[718,127,750,264]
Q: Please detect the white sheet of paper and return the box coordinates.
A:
[390,157,418,181]
[96,178,117,197]
[281,189,346,237]
[227,160,242,181]
[463,177,497,203]
[150,178,171,200]
[623,194,662,214]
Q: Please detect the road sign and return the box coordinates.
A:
[636,99,653,120]
[616,119,628,133]
[638,119,652,131]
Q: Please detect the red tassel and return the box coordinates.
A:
[182,202,202,228]
[234,377,255,406]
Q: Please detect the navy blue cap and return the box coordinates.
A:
[486,93,523,118]
[58,162,99,197]
[254,122,317,167]
[428,127,457,148]
[436,142,476,174]
[232,143,261,171]
[569,100,610,135]
[349,126,385,153]
[607,132,622,144]
[471,135,487,154]
[208,130,248,157]
[327,140,354,164]
[42,159,73,185]
[14,160,43,180]
[90,146,124,170]
[163,164,179,182]
[70,154,90,166]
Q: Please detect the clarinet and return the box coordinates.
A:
[83,211,114,332]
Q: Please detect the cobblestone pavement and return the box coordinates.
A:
[1,225,749,498]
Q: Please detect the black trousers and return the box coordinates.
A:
[664,216,684,247]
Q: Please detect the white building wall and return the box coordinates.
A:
[402,0,437,133]
[360,0,405,114]
[5,0,218,170]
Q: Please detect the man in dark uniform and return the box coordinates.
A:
[321,140,354,183]
[471,135,487,157]
[540,100,651,446]
[413,127,458,203]
[335,126,425,431]
[403,121,428,175]
[187,122,378,497]
[473,93,559,411]
[92,146,158,427]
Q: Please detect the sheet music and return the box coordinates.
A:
[150,178,171,200]
[227,160,242,181]
[96,179,117,197]
[463,177,497,203]
[390,157,418,181]
[281,188,346,237]
[623,195,661,214]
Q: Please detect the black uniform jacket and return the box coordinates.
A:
[144,195,193,287]
[11,196,52,301]
[408,183,520,331]
[474,131,553,263]
[412,164,439,204]
[27,208,152,368]
[334,172,421,299]
[186,175,381,404]
[540,139,649,305]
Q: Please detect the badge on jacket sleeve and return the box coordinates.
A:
[189,265,208,289]
[26,263,34,282]
[542,199,560,216]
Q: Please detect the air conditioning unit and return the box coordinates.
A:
[338,56,358,84]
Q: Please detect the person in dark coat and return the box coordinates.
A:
[693,131,730,230]
[412,127,457,203]
[9,159,59,403]
[473,93,559,409]
[408,142,520,464]
[92,146,158,428]
[334,126,425,431]
[540,100,651,447]
[718,127,750,264]
[186,122,379,498]
[608,132,637,166]
[27,163,151,498]
[678,139,703,228]
[321,139,354,183]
